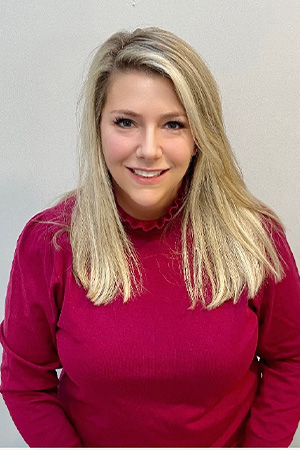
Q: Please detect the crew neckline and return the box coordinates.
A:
[117,183,187,232]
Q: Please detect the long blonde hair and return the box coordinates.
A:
[57,27,285,309]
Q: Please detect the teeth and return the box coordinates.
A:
[132,169,163,177]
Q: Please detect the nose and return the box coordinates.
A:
[136,127,162,160]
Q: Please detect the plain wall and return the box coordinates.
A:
[0,0,299,447]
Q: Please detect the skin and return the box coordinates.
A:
[100,70,195,220]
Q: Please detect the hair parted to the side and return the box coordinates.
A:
[57,27,285,309]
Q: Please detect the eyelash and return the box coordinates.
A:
[165,121,185,130]
[113,117,185,130]
[113,117,134,128]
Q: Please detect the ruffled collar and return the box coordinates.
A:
[117,183,187,232]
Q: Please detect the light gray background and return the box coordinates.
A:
[1,0,299,447]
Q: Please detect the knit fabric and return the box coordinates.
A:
[1,195,300,447]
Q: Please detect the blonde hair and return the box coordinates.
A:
[57,27,285,309]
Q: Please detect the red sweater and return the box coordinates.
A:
[1,195,300,447]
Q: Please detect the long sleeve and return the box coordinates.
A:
[0,215,82,447]
[243,226,300,447]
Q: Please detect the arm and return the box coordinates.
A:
[243,226,300,447]
[0,215,82,447]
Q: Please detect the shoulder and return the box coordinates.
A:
[16,195,76,257]
[261,214,285,240]
[259,214,299,292]
[263,216,296,271]
[29,194,76,228]
[249,215,300,320]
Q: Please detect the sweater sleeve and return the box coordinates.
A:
[0,215,82,447]
[243,226,300,447]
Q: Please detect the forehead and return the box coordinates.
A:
[103,70,185,112]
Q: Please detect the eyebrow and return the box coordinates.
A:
[110,109,187,119]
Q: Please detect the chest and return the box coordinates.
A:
[56,250,258,406]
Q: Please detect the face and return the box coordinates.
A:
[100,70,195,220]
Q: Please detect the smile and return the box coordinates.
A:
[132,169,163,178]
[129,168,168,178]
[127,167,169,184]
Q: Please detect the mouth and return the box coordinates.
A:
[128,168,169,178]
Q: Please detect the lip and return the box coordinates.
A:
[127,167,169,184]
[128,167,169,172]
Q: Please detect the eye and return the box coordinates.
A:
[165,120,185,130]
[113,117,134,128]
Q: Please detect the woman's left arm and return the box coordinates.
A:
[243,226,300,447]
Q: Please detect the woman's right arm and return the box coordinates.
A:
[0,215,82,447]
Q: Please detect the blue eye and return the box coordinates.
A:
[114,118,134,128]
[165,121,184,130]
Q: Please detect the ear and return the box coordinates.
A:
[192,145,198,156]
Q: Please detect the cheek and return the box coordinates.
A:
[166,144,194,169]
[101,132,132,166]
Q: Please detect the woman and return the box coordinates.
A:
[1,27,300,448]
